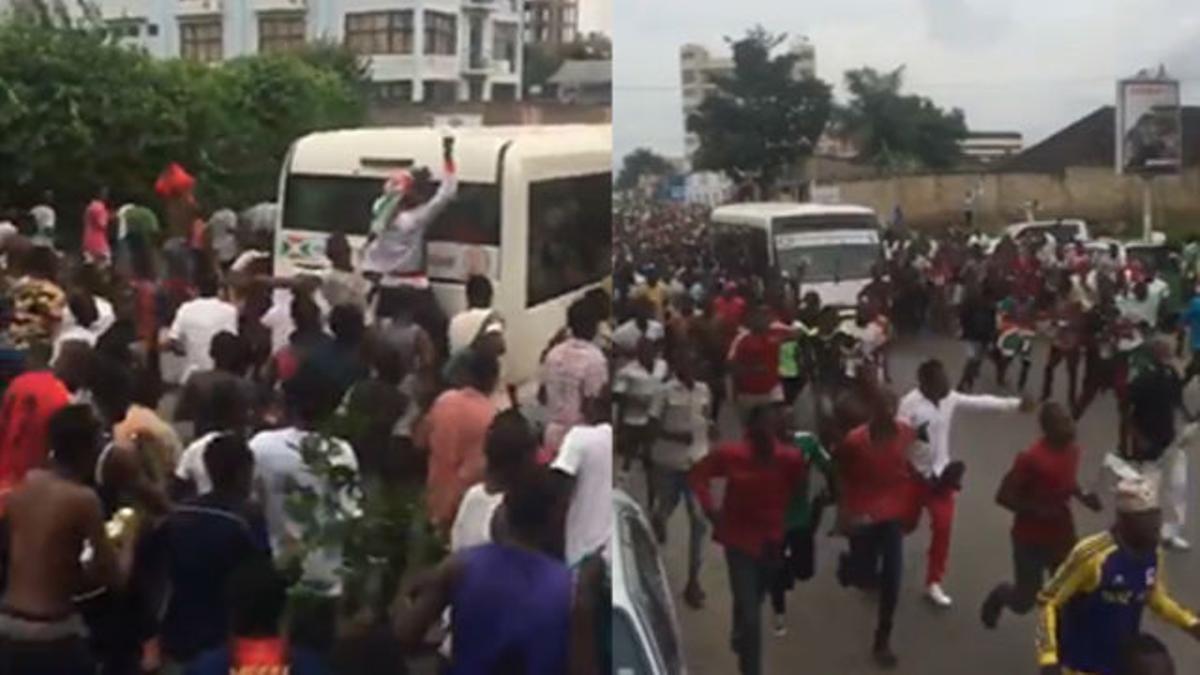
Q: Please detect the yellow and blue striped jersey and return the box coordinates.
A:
[1036,531,1197,675]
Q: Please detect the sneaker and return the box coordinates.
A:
[872,639,898,669]
[925,583,953,608]
[980,586,1007,629]
[1164,536,1192,551]
[772,613,787,637]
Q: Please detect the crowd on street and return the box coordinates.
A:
[0,140,612,675]
[613,197,1200,674]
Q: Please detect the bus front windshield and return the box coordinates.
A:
[775,242,879,283]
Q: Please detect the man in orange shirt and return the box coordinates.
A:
[419,350,499,533]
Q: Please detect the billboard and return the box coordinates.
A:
[1116,78,1182,175]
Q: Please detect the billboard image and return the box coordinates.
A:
[1116,78,1182,174]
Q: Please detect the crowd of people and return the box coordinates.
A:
[0,139,613,674]
[613,197,1200,674]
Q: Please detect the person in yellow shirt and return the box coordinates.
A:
[1036,477,1200,675]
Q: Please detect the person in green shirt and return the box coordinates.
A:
[768,429,834,637]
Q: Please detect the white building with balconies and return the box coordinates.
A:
[36,0,523,103]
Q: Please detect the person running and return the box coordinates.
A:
[82,187,112,266]
[167,270,239,384]
[1036,477,1200,675]
[981,402,1101,629]
[833,387,917,668]
[648,347,711,609]
[551,387,613,567]
[898,359,1030,608]
[144,434,271,666]
[540,298,608,459]
[727,305,785,421]
[1043,274,1086,406]
[419,349,499,535]
[1074,281,1123,421]
[689,404,807,675]
[613,337,666,494]
[174,331,256,437]
[957,278,998,392]
[0,405,134,674]
[393,471,574,675]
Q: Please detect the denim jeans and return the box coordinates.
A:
[653,465,706,581]
[725,547,772,675]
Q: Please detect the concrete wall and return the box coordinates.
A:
[829,167,1200,236]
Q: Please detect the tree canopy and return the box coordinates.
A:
[837,66,968,171]
[0,17,367,223]
[616,148,675,191]
[688,26,832,191]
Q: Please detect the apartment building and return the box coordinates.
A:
[522,0,574,47]
[54,0,523,103]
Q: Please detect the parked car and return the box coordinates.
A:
[1004,218,1092,245]
[612,489,687,675]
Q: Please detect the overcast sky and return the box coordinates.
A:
[578,0,611,35]
[614,0,1200,161]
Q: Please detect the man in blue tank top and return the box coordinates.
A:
[393,469,575,674]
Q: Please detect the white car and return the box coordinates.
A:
[612,489,687,675]
[1004,218,1091,246]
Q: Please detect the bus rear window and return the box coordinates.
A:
[282,174,500,246]
[526,172,612,306]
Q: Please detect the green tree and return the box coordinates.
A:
[688,26,832,193]
[837,66,968,171]
[523,43,563,95]
[0,18,366,222]
[616,147,675,191]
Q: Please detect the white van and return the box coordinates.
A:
[709,202,884,311]
[274,124,612,385]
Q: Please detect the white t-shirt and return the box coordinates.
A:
[650,379,711,471]
[612,319,665,354]
[250,427,361,594]
[447,308,504,355]
[613,359,667,427]
[449,483,503,552]
[169,297,239,383]
[60,296,115,339]
[552,423,613,566]
[175,431,221,494]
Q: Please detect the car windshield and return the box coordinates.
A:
[775,242,879,283]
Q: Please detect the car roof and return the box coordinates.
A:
[712,202,877,219]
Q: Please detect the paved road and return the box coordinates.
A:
[634,334,1200,675]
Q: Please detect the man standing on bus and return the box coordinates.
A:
[362,135,458,358]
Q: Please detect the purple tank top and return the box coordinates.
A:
[448,543,571,675]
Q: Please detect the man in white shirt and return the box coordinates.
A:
[648,349,712,609]
[167,272,238,383]
[249,367,360,595]
[447,275,510,409]
[551,388,613,567]
[1117,280,1162,352]
[29,191,56,243]
[897,358,1030,608]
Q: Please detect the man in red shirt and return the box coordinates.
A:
[689,404,806,675]
[0,367,71,511]
[727,305,785,420]
[713,282,747,330]
[981,401,1101,629]
[834,387,918,668]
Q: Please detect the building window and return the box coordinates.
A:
[259,13,306,54]
[345,11,413,55]
[423,11,456,56]
[492,22,517,71]
[108,21,140,39]
[180,19,222,63]
[147,23,159,36]
[372,80,413,102]
[491,83,516,102]
[423,80,458,104]
[526,172,613,306]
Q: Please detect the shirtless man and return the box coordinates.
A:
[0,404,135,673]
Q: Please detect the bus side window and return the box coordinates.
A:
[526,172,613,307]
